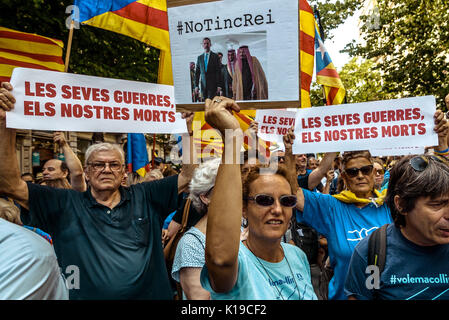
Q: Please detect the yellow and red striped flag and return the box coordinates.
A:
[74,0,172,84]
[314,18,345,105]
[0,26,64,83]
[192,111,272,160]
[299,0,315,108]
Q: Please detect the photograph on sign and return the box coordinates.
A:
[168,0,299,111]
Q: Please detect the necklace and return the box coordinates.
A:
[244,240,301,300]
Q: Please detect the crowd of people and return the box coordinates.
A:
[1,80,449,300]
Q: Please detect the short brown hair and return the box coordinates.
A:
[386,155,449,227]
[341,150,373,170]
[242,164,292,206]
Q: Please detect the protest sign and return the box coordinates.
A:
[7,68,187,134]
[292,96,438,154]
[255,109,296,144]
[370,146,426,157]
[167,0,300,111]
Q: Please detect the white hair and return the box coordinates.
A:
[188,157,221,214]
[84,142,125,166]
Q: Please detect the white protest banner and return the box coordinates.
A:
[292,96,438,154]
[255,109,296,144]
[370,146,425,157]
[7,68,187,134]
[168,0,299,111]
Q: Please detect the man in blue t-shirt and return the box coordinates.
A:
[345,154,449,300]
[295,153,336,192]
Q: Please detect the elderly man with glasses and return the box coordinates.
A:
[0,82,196,300]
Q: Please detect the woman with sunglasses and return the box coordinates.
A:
[200,97,317,300]
[345,154,449,300]
[372,158,387,191]
[284,109,448,300]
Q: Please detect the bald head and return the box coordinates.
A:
[42,159,68,181]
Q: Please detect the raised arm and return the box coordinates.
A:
[0,82,29,209]
[307,152,338,191]
[283,127,304,212]
[433,109,448,153]
[53,131,86,192]
[204,97,243,293]
[178,112,198,194]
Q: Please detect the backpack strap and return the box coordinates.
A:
[368,223,388,274]
[179,198,191,233]
[163,198,192,300]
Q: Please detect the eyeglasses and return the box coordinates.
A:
[409,155,449,172]
[245,194,297,208]
[88,162,124,172]
[344,165,374,178]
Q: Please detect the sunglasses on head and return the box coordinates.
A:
[344,165,374,178]
[409,155,449,172]
[245,194,297,208]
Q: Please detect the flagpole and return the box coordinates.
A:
[64,19,75,72]
[56,19,75,157]
[152,134,156,169]
[314,5,329,106]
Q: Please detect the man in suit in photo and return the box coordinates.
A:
[194,37,222,101]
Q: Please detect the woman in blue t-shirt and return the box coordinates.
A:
[345,153,449,300]
[283,111,448,300]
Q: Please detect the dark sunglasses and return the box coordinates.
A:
[409,155,449,172]
[344,165,374,178]
[246,194,297,208]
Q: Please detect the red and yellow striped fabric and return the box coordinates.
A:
[314,20,346,106]
[192,111,272,160]
[78,0,172,84]
[0,26,64,83]
[299,0,315,108]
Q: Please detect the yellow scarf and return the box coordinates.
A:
[332,189,387,207]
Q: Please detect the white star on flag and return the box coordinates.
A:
[316,37,327,60]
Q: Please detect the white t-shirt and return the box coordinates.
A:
[0,218,68,299]
[201,241,317,300]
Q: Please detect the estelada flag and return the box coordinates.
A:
[314,21,346,105]
[127,133,150,177]
[0,26,64,83]
[73,0,172,84]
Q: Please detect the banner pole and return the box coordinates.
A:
[152,134,156,169]
[56,19,75,157]
[64,20,75,73]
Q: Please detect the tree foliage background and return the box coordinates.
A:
[0,0,160,82]
[322,0,449,110]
